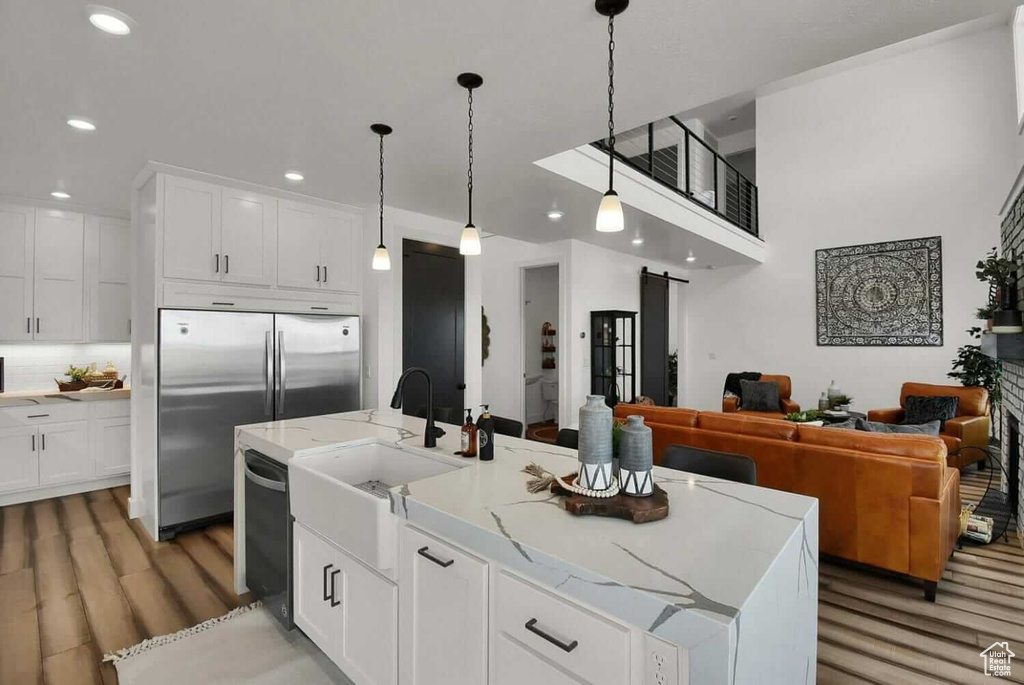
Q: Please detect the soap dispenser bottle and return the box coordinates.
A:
[477,405,495,461]
[461,408,478,457]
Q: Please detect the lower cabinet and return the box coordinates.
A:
[494,632,583,685]
[293,520,397,685]
[0,426,39,492]
[399,525,488,685]
[38,420,91,485]
[92,416,131,477]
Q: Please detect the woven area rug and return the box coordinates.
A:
[106,602,351,685]
[526,422,559,444]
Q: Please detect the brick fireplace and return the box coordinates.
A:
[999,188,1024,535]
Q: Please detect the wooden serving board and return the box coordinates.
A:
[551,474,669,523]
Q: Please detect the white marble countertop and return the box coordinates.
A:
[0,387,131,407]
[237,409,819,683]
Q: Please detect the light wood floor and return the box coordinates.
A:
[0,471,1020,684]
[0,486,251,685]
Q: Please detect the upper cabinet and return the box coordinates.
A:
[277,201,361,294]
[162,177,220,281]
[88,216,131,342]
[220,189,277,286]
[0,204,35,341]
[34,210,85,341]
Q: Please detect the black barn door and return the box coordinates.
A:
[402,239,465,419]
[640,270,669,406]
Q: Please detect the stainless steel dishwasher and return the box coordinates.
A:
[243,449,293,629]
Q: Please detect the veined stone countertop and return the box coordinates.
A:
[237,408,819,685]
[0,387,131,407]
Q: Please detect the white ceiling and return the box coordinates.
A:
[0,0,1017,265]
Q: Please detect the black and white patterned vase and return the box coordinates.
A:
[578,395,614,491]
[619,415,653,497]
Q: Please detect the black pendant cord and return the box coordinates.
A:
[607,13,615,192]
[467,86,475,227]
[378,132,386,247]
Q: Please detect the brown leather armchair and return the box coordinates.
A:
[868,382,991,469]
[723,374,800,419]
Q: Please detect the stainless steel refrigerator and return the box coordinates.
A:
[158,310,359,539]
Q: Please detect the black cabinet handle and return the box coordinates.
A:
[316,265,320,282]
[27,414,49,419]
[322,564,333,601]
[525,618,578,653]
[225,254,229,274]
[329,569,341,607]
[215,253,220,273]
[36,318,40,334]
[417,546,454,568]
[31,434,35,451]
[26,317,30,334]
[41,434,46,451]
[323,266,328,283]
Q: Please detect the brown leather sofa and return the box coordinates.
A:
[615,404,960,600]
[722,374,800,419]
[867,383,991,469]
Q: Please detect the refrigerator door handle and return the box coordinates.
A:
[265,331,273,416]
[276,330,286,415]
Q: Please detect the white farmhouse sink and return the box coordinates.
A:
[289,441,462,574]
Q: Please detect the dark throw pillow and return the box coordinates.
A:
[739,380,781,413]
[903,396,959,430]
[856,418,941,436]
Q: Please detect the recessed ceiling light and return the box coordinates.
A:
[51,191,71,199]
[284,171,304,182]
[87,6,134,35]
[686,250,696,262]
[631,237,644,245]
[66,117,96,131]
[547,210,564,221]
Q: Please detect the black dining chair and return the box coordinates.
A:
[555,428,579,449]
[491,415,524,439]
[660,445,757,485]
[414,404,456,425]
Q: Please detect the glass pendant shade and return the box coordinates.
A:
[372,244,391,271]
[596,190,625,232]
[459,224,482,255]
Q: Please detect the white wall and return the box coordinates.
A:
[362,206,483,418]
[685,26,1019,413]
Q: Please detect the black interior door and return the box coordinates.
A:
[640,271,669,406]
[402,239,465,419]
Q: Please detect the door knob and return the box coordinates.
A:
[457,382,466,391]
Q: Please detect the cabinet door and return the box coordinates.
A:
[277,202,321,289]
[34,210,85,341]
[0,204,34,341]
[163,177,221,281]
[92,417,130,477]
[38,420,91,486]
[337,548,398,685]
[319,208,360,294]
[0,426,39,493]
[90,216,131,341]
[221,190,276,286]
[494,633,580,685]
[400,526,488,685]
[293,522,342,660]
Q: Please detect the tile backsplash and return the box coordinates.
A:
[0,344,131,393]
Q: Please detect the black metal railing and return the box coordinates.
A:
[593,116,759,238]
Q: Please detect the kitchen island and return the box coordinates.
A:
[235,409,818,685]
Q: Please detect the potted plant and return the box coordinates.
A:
[976,303,996,331]
[949,327,1001,431]
[830,394,854,412]
[57,364,89,392]
[976,247,1022,333]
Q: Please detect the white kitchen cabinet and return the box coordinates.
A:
[0,204,34,341]
[293,522,343,659]
[399,525,488,685]
[38,420,91,486]
[92,416,130,477]
[89,216,132,341]
[220,189,277,286]
[0,426,39,493]
[336,548,398,685]
[33,209,85,341]
[163,176,221,281]
[277,201,360,293]
[494,632,581,685]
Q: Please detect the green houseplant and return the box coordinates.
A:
[949,327,1001,423]
[976,247,1022,332]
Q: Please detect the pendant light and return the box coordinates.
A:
[371,123,393,271]
[458,72,483,255]
[595,0,628,232]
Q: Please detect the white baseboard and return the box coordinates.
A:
[0,474,130,508]
[128,495,144,519]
